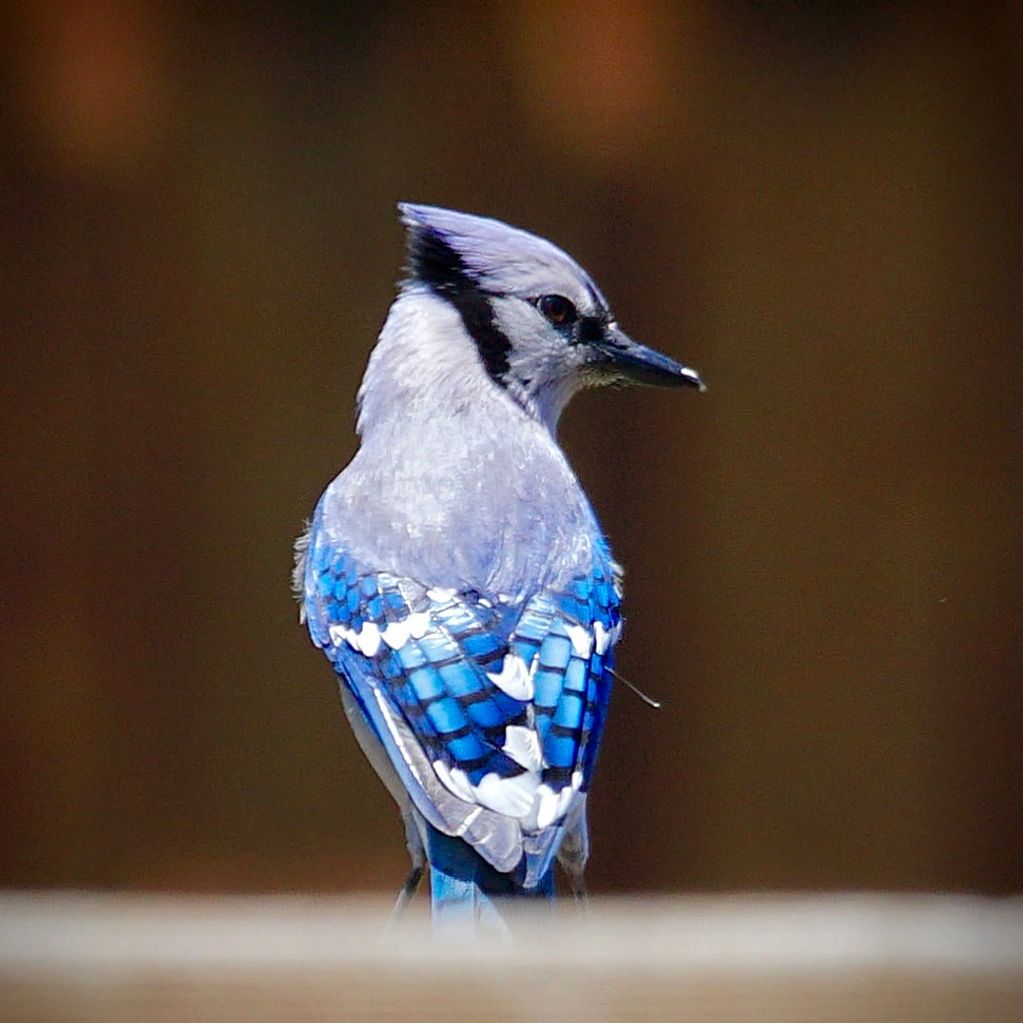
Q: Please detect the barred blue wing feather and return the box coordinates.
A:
[300,508,622,889]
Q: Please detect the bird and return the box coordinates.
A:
[295,203,704,928]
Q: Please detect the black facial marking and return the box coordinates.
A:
[406,226,511,383]
[576,315,606,345]
[454,288,512,382]
[406,225,467,294]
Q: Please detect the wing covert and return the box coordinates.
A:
[301,526,622,880]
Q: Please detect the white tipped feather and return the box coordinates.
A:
[473,771,539,818]
[566,623,593,658]
[503,725,543,771]
[486,654,534,701]
[407,612,430,640]
[534,784,561,830]
[381,620,410,650]
[356,622,382,657]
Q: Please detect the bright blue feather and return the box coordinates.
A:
[300,499,621,915]
[425,825,553,930]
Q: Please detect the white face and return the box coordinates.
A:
[490,285,610,410]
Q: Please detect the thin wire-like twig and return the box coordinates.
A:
[609,666,662,710]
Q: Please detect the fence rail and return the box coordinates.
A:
[2,892,1021,1022]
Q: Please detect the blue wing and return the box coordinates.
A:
[300,517,622,887]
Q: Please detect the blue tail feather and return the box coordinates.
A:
[425,825,554,930]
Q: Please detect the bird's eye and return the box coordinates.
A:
[538,294,577,327]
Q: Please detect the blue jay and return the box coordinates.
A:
[295,204,703,927]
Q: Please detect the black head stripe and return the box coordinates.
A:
[407,225,469,296]
[406,226,511,384]
[451,288,511,382]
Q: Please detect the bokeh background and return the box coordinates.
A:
[3,1,1021,898]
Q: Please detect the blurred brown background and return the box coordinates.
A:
[2,1,1021,898]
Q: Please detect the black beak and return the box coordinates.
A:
[590,325,706,391]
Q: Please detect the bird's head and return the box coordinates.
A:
[397,203,704,426]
